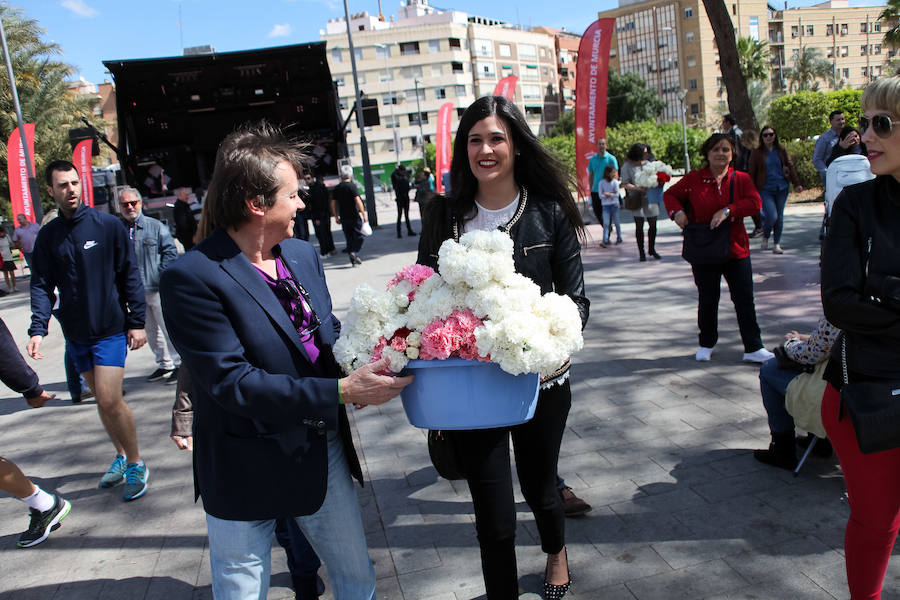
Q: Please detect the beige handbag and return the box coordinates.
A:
[785,359,828,439]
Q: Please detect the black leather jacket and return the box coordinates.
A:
[416,187,589,329]
[822,175,900,385]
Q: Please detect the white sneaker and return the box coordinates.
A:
[760,238,769,251]
[742,348,775,363]
[695,347,714,361]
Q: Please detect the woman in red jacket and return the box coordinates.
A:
[664,133,774,364]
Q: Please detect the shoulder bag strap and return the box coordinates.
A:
[729,172,735,206]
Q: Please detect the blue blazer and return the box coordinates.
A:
[160,228,362,521]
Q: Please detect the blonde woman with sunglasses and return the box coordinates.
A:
[821,75,900,600]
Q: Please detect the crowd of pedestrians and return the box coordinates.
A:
[1,75,899,600]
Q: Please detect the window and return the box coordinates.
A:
[539,47,548,59]
[791,25,798,38]
[375,45,391,59]
[827,24,834,36]
[331,48,342,63]
[429,39,440,53]
[689,79,698,90]
[841,46,848,57]
[686,31,695,42]
[525,106,542,118]
[339,97,348,109]
[334,76,345,87]
[382,115,400,129]
[473,38,493,57]
[499,44,511,58]
[408,112,428,125]
[541,66,550,77]
[875,44,882,55]
[451,61,464,74]
[399,42,419,55]
[684,7,693,18]
[432,64,443,77]
[717,77,724,89]
[399,66,423,79]
[522,84,541,100]
[405,88,425,101]
[476,61,496,78]
[860,22,868,33]
[449,38,461,49]
[827,47,834,58]
[501,64,514,76]
[522,64,539,81]
[610,48,616,57]
[687,55,696,67]
[690,103,699,115]
[357,72,366,84]
[861,45,868,56]
[381,93,398,105]
[840,23,848,35]
[750,16,759,40]
[457,107,466,118]
[518,43,537,58]
[806,25,814,36]
[874,23,882,32]
[353,48,362,61]
[842,68,849,78]
[455,84,467,97]
[379,68,393,82]
[862,66,869,77]
[435,87,446,99]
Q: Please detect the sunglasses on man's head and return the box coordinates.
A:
[859,114,900,139]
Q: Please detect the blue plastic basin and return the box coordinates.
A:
[400,358,540,430]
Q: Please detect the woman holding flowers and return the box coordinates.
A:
[620,143,660,261]
[418,95,588,600]
[747,126,803,254]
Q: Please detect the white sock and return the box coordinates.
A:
[21,486,55,512]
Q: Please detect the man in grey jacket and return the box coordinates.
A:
[120,187,180,382]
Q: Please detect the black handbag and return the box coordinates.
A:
[427,430,465,480]
[681,174,734,265]
[839,336,900,454]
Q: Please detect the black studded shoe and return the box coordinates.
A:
[543,547,570,599]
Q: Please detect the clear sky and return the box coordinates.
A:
[20,0,888,85]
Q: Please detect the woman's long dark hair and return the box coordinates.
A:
[756,126,782,151]
[426,96,583,242]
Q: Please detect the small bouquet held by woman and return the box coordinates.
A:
[634,160,673,188]
[334,229,584,379]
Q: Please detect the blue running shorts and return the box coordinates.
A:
[67,333,128,373]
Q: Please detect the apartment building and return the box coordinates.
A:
[532,26,582,113]
[598,0,894,125]
[321,0,559,179]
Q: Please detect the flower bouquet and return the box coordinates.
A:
[334,230,584,429]
[634,160,674,188]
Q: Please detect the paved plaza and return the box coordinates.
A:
[1,196,898,599]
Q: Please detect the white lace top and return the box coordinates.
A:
[461,194,520,233]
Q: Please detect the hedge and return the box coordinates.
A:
[768,89,863,140]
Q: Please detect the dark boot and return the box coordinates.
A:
[635,226,646,262]
[291,574,324,599]
[754,431,798,470]
[648,220,660,259]
[397,224,403,239]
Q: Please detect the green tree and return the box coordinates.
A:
[879,0,900,49]
[784,46,833,92]
[549,110,574,137]
[702,0,759,132]
[0,4,99,218]
[606,72,666,127]
[540,135,576,183]
[737,36,771,82]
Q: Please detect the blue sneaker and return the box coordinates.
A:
[122,462,149,501]
[99,454,127,488]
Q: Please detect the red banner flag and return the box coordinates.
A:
[435,102,454,195]
[493,76,518,101]
[73,139,94,207]
[7,124,37,222]
[575,19,615,198]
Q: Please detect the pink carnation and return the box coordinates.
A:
[390,336,408,352]
[387,264,435,289]
[419,319,456,360]
[370,336,388,362]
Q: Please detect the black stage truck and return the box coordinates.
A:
[101,42,346,220]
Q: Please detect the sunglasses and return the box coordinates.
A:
[859,114,900,139]
[762,132,775,138]
[275,277,321,341]
[121,200,140,207]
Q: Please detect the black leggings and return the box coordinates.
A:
[450,380,571,599]
[396,196,413,234]
[634,216,657,254]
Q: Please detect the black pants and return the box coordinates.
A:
[311,217,335,255]
[590,192,603,224]
[691,256,763,352]
[450,380,571,599]
[634,216,657,255]
[340,216,364,255]
[396,195,414,235]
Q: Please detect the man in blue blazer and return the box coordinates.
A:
[160,123,412,599]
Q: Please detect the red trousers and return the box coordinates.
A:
[822,383,900,600]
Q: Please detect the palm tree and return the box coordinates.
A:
[737,37,771,82]
[783,46,833,92]
[702,0,759,132]
[0,5,99,217]
[879,0,900,49]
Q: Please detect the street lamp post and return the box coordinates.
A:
[678,89,691,173]
[375,43,401,166]
[413,78,427,168]
[342,0,378,226]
